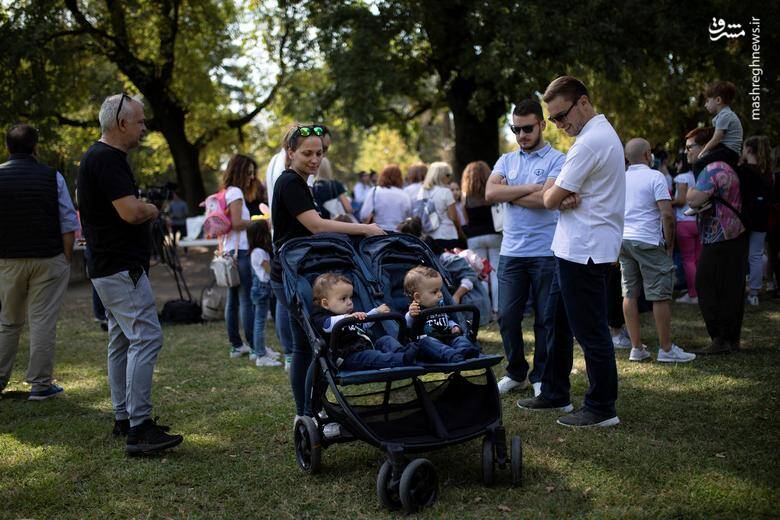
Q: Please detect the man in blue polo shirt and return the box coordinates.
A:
[485,99,566,397]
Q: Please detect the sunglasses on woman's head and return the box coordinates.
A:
[296,125,328,138]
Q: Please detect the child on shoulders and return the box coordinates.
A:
[694,80,743,177]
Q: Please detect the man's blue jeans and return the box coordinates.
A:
[225,250,254,348]
[540,258,618,417]
[497,255,556,383]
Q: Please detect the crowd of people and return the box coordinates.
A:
[1,76,777,454]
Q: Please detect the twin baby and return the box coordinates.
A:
[310,266,480,371]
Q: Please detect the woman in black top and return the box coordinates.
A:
[461,161,502,314]
[271,124,384,417]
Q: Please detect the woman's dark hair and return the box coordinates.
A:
[461,161,491,201]
[685,127,714,147]
[222,154,257,192]
[744,135,773,183]
[247,219,272,254]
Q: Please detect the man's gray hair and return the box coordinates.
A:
[98,93,141,134]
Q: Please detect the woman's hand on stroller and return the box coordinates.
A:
[375,304,391,314]
[362,223,386,236]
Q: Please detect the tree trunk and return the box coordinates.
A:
[148,98,206,213]
[446,79,505,179]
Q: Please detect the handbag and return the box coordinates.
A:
[210,232,240,287]
[491,203,505,233]
[201,282,227,320]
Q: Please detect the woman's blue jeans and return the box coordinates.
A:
[251,278,271,357]
[225,250,254,348]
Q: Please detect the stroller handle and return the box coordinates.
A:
[410,304,480,342]
[330,312,409,351]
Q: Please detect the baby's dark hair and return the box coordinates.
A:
[247,219,272,254]
[397,217,422,237]
[403,265,441,297]
[312,273,352,305]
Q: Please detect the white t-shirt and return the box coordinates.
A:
[552,114,626,264]
[623,165,672,245]
[224,186,250,251]
[250,248,271,283]
[674,171,696,222]
[359,186,412,231]
[353,181,370,203]
[422,185,458,240]
[265,149,286,217]
[404,182,422,201]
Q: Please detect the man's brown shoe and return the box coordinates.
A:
[691,339,731,355]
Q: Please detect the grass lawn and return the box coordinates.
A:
[1,296,778,519]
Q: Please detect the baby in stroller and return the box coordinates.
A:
[404,266,481,361]
[311,273,419,370]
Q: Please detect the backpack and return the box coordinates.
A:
[200,189,232,238]
[713,164,770,231]
[411,189,441,234]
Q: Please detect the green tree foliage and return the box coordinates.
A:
[0,0,303,210]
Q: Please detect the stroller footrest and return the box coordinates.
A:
[334,354,503,385]
[417,354,504,372]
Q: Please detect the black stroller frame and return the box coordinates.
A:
[280,233,522,513]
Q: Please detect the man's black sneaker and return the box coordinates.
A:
[517,396,574,413]
[125,418,183,455]
[112,419,130,438]
[556,408,620,428]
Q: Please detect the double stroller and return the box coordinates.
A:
[279,233,522,513]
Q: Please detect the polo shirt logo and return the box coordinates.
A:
[533,169,545,177]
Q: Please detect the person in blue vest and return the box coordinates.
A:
[0,124,79,401]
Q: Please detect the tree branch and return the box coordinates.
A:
[157,0,181,85]
[194,8,293,148]
[19,112,98,128]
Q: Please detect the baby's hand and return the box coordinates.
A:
[351,312,367,321]
[376,304,391,314]
[409,301,421,317]
[451,325,461,334]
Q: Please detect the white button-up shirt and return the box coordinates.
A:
[551,114,626,264]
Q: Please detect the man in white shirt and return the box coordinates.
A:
[518,76,623,428]
[620,139,696,364]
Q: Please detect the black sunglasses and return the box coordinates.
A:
[510,122,539,135]
[115,93,131,128]
[548,100,578,123]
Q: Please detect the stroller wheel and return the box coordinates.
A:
[376,460,402,511]
[510,434,523,486]
[481,437,496,486]
[399,458,438,513]
[294,416,321,474]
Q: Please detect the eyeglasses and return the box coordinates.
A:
[295,125,328,138]
[547,100,578,123]
[509,122,539,135]
[115,93,131,128]
[685,144,700,151]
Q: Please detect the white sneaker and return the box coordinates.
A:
[629,345,652,362]
[265,347,281,360]
[747,295,759,307]
[249,353,258,362]
[532,382,542,397]
[611,328,632,349]
[256,355,282,367]
[323,422,342,439]
[497,376,529,395]
[657,344,696,363]
[676,294,698,304]
[229,345,251,358]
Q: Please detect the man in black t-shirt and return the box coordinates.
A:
[77,93,183,455]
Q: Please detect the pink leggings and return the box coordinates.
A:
[677,220,702,297]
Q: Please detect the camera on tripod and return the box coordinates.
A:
[139,181,177,208]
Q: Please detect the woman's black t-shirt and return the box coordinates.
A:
[463,195,495,238]
[271,169,316,282]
